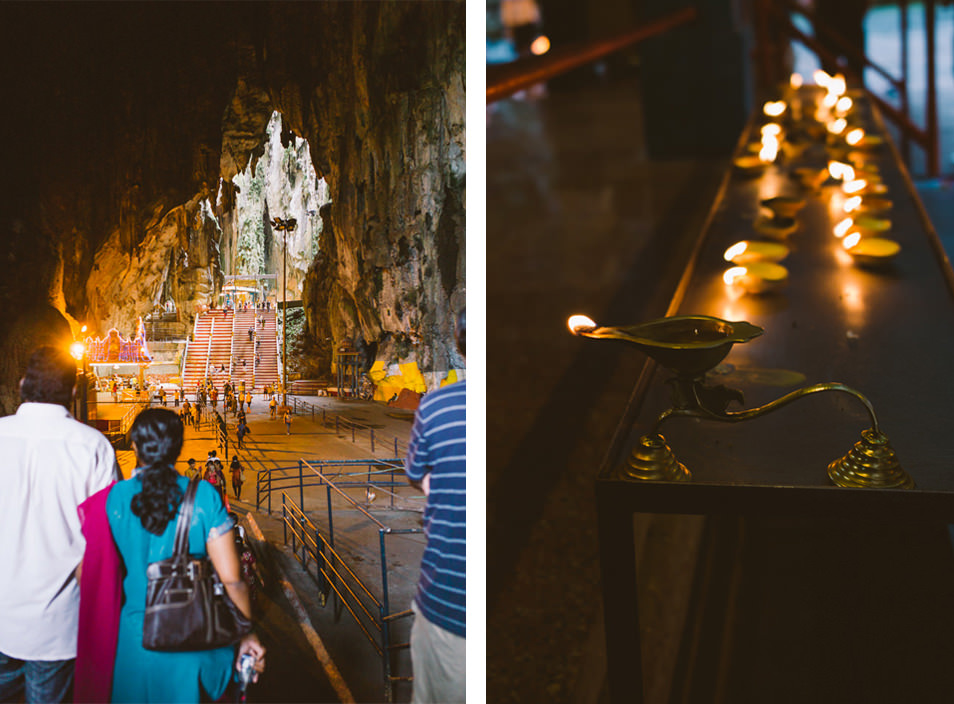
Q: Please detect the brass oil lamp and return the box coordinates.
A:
[568,314,913,489]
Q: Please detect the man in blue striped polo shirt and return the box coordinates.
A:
[405,309,466,703]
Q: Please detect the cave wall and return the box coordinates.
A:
[0,2,465,414]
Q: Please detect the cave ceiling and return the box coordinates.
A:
[0,1,465,410]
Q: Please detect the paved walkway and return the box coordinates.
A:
[112,393,421,703]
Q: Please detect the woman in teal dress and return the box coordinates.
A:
[105,408,265,702]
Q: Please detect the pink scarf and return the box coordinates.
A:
[74,484,121,703]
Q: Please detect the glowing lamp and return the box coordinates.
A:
[842,179,868,194]
[830,74,847,96]
[813,69,832,88]
[759,137,779,163]
[835,96,853,114]
[530,35,550,56]
[761,123,782,138]
[845,128,865,146]
[567,315,598,335]
[723,240,789,264]
[842,234,901,265]
[69,341,85,361]
[826,118,847,135]
[834,218,854,238]
[843,196,862,213]
[763,101,786,117]
[723,262,788,294]
[828,161,855,182]
[80,324,88,333]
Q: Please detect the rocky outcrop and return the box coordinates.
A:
[0,1,465,402]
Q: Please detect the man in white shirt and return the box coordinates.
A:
[0,346,119,703]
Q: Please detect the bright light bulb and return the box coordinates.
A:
[826,118,847,135]
[761,123,782,137]
[835,96,853,114]
[813,69,832,88]
[834,218,854,238]
[843,179,868,194]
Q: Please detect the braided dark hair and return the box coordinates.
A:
[130,407,185,535]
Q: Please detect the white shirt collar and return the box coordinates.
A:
[15,402,73,419]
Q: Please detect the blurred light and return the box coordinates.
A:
[828,161,855,181]
[69,341,85,361]
[835,96,853,114]
[723,266,747,286]
[831,74,847,95]
[790,72,804,89]
[80,324,88,333]
[843,232,862,250]
[843,179,868,194]
[826,118,847,135]
[813,69,832,88]
[759,136,779,163]
[822,92,839,109]
[844,195,862,213]
[761,123,782,138]
[763,101,786,117]
[834,218,854,238]
[724,242,748,262]
[530,35,550,56]
[845,128,865,146]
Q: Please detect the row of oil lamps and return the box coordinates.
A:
[723,71,900,295]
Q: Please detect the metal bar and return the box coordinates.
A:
[380,528,392,703]
[926,0,939,176]
[900,0,910,165]
[299,460,305,512]
[487,7,697,103]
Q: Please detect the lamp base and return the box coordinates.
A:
[828,428,914,489]
[621,434,691,482]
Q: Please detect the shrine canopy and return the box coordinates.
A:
[85,317,152,364]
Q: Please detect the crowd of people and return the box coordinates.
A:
[1,314,468,703]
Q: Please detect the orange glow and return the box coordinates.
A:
[843,232,862,250]
[724,242,748,262]
[834,218,854,238]
[761,123,782,138]
[763,101,786,117]
[790,73,804,89]
[845,128,865,146]
[844,195,862,213]
[835,96,853,114]
[813,69,832,88]
[826,118,847,135]
[822,92,838,109]
[530,35,550,56]
[723,266,748,286]
[831,74,847,95]
[828,161,855,181]
[80,324,88,333]
[759,137,779,163]
[842,179,868,194]
[567,314,597,334]
[69,341,85,361]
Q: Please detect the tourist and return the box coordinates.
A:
[237,420,250,449]
[211,387,218,409]
[248,326,254,342]
[0,346,119,703]
[230,456,244,500]
[245,390,252,410]
[186,457,198,478]
[283,410,292,435]
[404,309,466,703]
[79,409,264,701]
[174,387,180,407]
[269,395,278,419]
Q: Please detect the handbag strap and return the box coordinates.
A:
[171,475,201,560]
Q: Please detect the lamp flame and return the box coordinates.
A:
[834,218,854,238]
[828,161,855,181]
[846,128,865,146]
[723,266,748,286]
[763,101,786,117]
[724,242,748,262]
[761,123,782,138]
[843,232,862,250]
[842,179,868,194]
[826,118,847,135]
[530,35,550,56]
[567,314,597,334]
[844,195,862,213]
[759,136,779,163]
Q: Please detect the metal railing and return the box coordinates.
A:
[764,0,940,176]
[487,7,698,103]
[288,396,408,457]
[281,465,423,703]
[255,457,407,515]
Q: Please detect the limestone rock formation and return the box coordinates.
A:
[0,1,465,406]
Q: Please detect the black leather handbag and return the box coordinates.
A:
[142,475,252,651]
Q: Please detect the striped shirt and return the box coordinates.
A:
[405,379,466,638]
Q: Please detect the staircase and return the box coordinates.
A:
[181,310,234,392]
[181,309,279,394]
